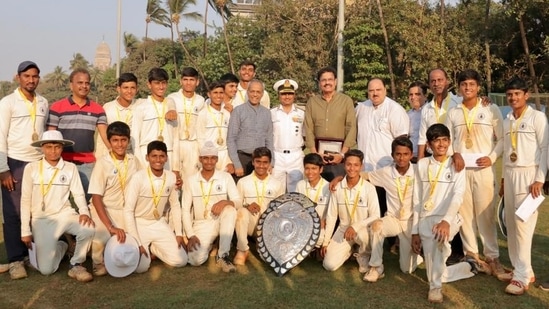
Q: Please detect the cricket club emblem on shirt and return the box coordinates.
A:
[215,184,223,192]
[445,172,453,181]
[478,112,486,120]
[59,174,67,183]
[318,196,325,203]
[256,192,320,276]
[266,189,273,197]
[40,106,45,114]
[519,122,527,130]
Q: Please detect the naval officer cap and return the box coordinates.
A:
[273,79,298,94]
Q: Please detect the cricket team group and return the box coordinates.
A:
[0,59,547,303]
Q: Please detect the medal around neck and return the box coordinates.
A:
[256,192,320,276]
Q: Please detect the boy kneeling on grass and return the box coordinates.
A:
[20,130,95,282]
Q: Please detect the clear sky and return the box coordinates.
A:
[0,0,221,81]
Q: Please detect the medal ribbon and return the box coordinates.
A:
[150,96,166,137]
[510,108,527,151]
[434,95,451,123]
[344,178,363,223]
[207,105,224,142]
[182,94,195,134]
[306,179,324,203]
[115,101,132,124]
[428,157,448,199]
[147,168,166,212]
[461,100,479,138]
[40,160,60,208]
[238,89,246,102]
[18,88,37,133]
[395,175,410,208]
[110,152,129,193]
[253,174,268,207]
[200,179,214,218]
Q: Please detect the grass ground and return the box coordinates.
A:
[1,161,549,308]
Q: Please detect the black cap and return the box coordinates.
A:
[17,61,40,74]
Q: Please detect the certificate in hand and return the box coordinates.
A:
[515,193,545,222]
[461,153,484,168]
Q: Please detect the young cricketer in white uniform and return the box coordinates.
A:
[234,147,284,265]
[182,141,241,272]
[271,79,305,192]
[295,153,330,250]
[196,81,234,174]
[131,68,181,185]
[412,124,475,303]
[88,121,140,276]
[167,67,205,179]
[498,77,548,295]
[445,69,504,276]
[20,130,95,282]
[124,141,187,272]
[322,149,380,273]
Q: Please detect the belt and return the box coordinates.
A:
[276,149,301,154]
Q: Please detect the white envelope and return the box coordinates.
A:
[461,153,484,168]
[515,193,545,222]
[28,242,39,270]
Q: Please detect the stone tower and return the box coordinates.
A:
[94,41,111,71]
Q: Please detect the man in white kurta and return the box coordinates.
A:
[322,150,380,274]
[445,69,504,276]
[124,141,187,272]
[182,142,241,272]
[271,79,305,192]
[234,147,285,265]
[20,131,94,281]
[167,67,205,179]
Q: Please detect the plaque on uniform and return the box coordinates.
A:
[256,192,321,276]
[315,138,343,155]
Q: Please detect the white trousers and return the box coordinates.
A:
[504,166,538,285]
[135,218,187,272]
[90,206,126,265]
[215,149,233,172]
[235,207,261,252]
[370,216,423,273]
[188,206,236,266]
[179,140,200,179]
[272,151,304,192]
[460,167,499,258]
[32,211,94,275]
[419,215,474,289]
[323,225,369,271]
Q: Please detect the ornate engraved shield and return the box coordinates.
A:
[256,192,321,276]
[497,197,507,238]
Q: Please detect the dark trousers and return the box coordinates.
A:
[2,158,29,262]
[235,151,254,183]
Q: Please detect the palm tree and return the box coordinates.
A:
[145,0,170,60]
[89,67,104,91]
[166,0,202,77]
[124,32,140,56]
[45,66,68,91]
[69,53,89,70]
[208,0,235,73]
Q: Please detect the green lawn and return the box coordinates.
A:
[2,161,549,308]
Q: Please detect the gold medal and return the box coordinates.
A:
[41,201,45,211]
[157,135,164,142]
[153,208,160,220]
[465,137,473,149]
[32,131,39,142]
[510,152,518,162]
[217,137,224,146]
[424,199,434,211]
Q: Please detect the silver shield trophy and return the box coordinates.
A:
[256,192,321,276]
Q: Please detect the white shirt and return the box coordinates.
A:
[367,163,416,221]
[445,100,503,164]
[412,156,465,234]
[236,172,285,211]
[418,93,461,146]
[408,107,422,156]
[271,104,304,151]
[181,170,242,237]
[20,158,89,237]
[124,168,182,245]
[196,104,231,152]
[295,178,330,220]
[356,97,409,171]
[167,90,205,141]
[0,89,49,172]
[503,106,549,183]
[103,98,139,126]
[324,177,380,246]
[131,97,180,171]
[232,83,270,109]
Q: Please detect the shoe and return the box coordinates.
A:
[64,234,76,260]
[363,265,385,282]
[428,288,443,303]
[9,261,27,280]
[486,257,506,277]
[216,254,236,273]
[93,263,108,276]
[539,279,549,291]
[505,280,527,295]
[353,253,370,274]
[209,243,219,257]
[68,264,93,282]
[0,264,9,274]
[464,252,491,275]
[233,250,249,266]
[497,271,536,283]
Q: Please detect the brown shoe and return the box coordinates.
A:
[216,254,236,273]
[505,280,528,295]
[233,250,249,266]
[68,265,93,282]
[9,261,27,280]
[93,263,108,276]
[486,257,506,277]
[428,288,443,303]
[0,264,9,274]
